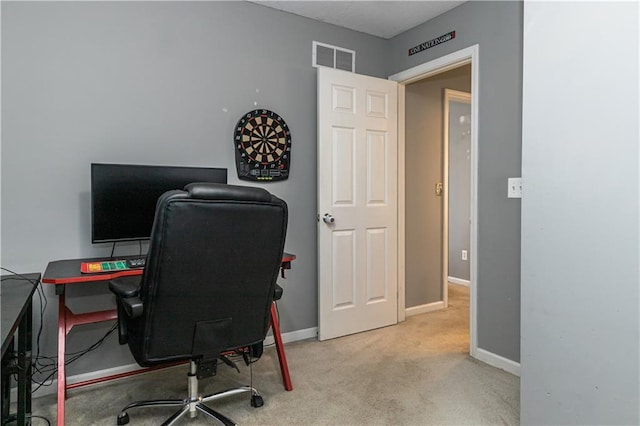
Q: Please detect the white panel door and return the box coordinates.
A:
[318,67,398,340]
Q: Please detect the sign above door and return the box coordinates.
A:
[408,31,456,56]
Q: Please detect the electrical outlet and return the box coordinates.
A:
[462,250,468,261]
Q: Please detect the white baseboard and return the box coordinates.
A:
[405,301,445,317]
[264,326,317,346]
[473,347,521,376]
[448,276,470,286]
[29,327,318,400]
[30,362,145,399]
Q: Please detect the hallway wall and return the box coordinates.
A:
[388,1,523,362]
[447,97,471,282]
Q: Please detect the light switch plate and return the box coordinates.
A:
[508,177,522,198]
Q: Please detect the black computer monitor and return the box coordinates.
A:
[91,163,227,243]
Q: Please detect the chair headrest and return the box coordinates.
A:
[184,182,273,202]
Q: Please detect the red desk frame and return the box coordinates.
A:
[42,253,295,426]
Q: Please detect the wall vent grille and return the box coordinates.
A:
[313,41,355,72]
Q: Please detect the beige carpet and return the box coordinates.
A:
[30,284,519,425]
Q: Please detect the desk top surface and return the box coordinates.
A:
[42,256,143,285]
[42,253,296,285]
[1,273,41,356]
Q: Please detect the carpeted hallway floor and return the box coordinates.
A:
[30,284,519,425]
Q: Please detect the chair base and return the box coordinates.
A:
[116,361,263,426]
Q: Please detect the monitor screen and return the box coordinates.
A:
[91,163,227,243]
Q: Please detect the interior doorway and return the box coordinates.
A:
[390,45,479,356]
[403,66,471,313]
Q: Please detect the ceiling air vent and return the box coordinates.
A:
[313,41,355,72]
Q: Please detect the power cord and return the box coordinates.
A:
[1,267,118,389]
[3,413,51,426]
[29,414,52,426]
[30,323,118,393]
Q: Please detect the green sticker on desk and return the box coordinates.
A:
[100,262,127,271]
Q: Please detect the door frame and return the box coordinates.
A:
[389,44,479,357]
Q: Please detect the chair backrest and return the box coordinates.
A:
[127,183,287,365]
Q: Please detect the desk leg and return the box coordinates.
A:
[17,296,33,425]
[54,289,120,425]
[270,303,292,391]
[57,293,66,426]
[1,337,13,422]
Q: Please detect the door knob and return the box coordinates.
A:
[322,213,335,224]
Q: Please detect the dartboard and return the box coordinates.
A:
[234,109,291,181]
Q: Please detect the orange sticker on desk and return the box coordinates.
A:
[87,263,103,272]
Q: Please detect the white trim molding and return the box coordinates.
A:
[448,276,470,287]
[397,84,406,324]
[405,301,445,317]
[475,348,521,377]
[29,362,147,399]
[264,326,317,346]
[28,327,318,399]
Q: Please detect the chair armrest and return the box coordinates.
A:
[109,277,144,319]
[120,297,144,319]
[109,277,140,298]
[274,283,283,301]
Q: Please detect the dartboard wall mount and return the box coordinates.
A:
[234,109,291,182]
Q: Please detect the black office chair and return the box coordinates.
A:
[109,183,288,426]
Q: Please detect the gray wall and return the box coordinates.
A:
[521,2,639,424]
[389,1,523,361]
[448,98,471,281]
[405,65,470,307]
[1,1,388,378]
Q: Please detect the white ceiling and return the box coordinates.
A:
[249,1,466,39]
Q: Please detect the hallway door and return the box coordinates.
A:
[317,67,398,340]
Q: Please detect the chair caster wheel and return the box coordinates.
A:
[251,395,264,407]
[117,412,130,425]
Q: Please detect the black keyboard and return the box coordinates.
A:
[126,258,146,268]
